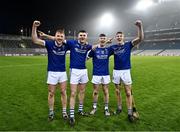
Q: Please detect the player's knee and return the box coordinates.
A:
[71,91,76,98]
[104,90,109,96]
[49,91,55,98]
[61,89,66,96]
[93,91,98,96]
[126,90,131,97]
[116,89,120,94]
[80,89,85,94]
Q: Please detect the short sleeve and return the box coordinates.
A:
[108,45,114,56]
[129,41,134,49]
[66,40,75,49]
[45,40,53,49]
[88,44,92,50]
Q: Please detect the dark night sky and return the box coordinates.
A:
[0,0,140,35]
[2,0,180,36]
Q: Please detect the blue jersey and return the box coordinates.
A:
[66,40,92,69]
[111,41,134,70]
[45,40,69,72]
[88,47,113,76]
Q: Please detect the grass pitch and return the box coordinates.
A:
[0,56,180,131]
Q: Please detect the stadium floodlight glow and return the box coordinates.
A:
[158,0,179,3]
[135,0,154,11]
[99,13,114,28]
[158,0,166,3]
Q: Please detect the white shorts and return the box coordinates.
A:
[70,68,89,84]
[47,71,67,85]
[112,69,132,85]
[91,75,110,84]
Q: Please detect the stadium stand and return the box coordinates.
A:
[0,32,179,56]
[1,12,180,57]
[131,50,144,55]
[130,9,180,56]
[158,49,180,56]
[0,35,46,56]
[137,50,163,56]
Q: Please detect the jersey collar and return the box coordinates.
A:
[78,40,88,45]
[118,42,124,46]
[55,41,63,47]
[97,44,106,48]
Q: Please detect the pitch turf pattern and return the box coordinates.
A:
[0,56,180,131]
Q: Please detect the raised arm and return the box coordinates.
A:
[92,37,113,50]
[92,44,99,50]
[132,20,144,47]
[38,30,55,40]
[31,20,45,46]
[106,37,114,44]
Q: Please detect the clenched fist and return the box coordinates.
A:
[33,20,41,27]
[37,30,45,37]
[135,20,142,27]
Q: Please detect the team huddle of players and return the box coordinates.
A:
[32,20,144,126]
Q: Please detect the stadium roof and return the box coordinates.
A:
[0,0,180,36]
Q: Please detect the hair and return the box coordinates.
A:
[99,33,106,37]
[116,31,123,35]
[56,28,65,34]
[78,30,87,34]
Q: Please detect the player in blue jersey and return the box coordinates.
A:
[39,30,97,126]
[65,30,93,126]
[87,34,113,116]
[32,20,69,121]
[111,20,144,122]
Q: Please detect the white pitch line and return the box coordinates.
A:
[0,64,46,68]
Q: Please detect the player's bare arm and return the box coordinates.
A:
[106,37,114,44]
[92,37,113,51]
[38,30,55,40]
[132,20,144,47]
[92,44,99,50]
[31,20,45,46]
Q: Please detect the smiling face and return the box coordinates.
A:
[116,32,124,43]
[99,36,107,44]
[98,34,107,47]
[55,30,65,45]
[78,30,88,44]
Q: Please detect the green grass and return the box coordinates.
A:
[0,56,180,131]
